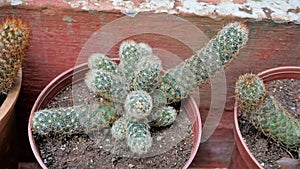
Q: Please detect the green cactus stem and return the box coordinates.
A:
[131,55,162,92]
[149,106,177,127]
[124,90,153,119]
[118,40,141,79]
[126,119,152,154]
[150,89,167,108]
[85,69,129,103]
[160,22,249,104]
[31,103,117,135]
[117,40,154,81]
[0,18,29,94]
[235,73,300,148]
[87,53,117,72]
[111,116,128,140]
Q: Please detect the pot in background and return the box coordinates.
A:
[230,66,300,169]
[0,70,22,169]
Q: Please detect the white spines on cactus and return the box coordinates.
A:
[85,69,129,103]
[126,119,152,154]
[118,40,141,79]
[124,90,153,119]
[87,53,117,72]
[149,106,177,127]
[138,42,152,57]
[159,22,249,104]
[31,103,117,135]
[150,89,167,108]
[111,117,128,140]
[131,55,162,92]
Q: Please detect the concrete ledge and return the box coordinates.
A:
[1,0,300,24]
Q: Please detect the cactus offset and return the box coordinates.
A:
[235,73,300,148]
[160,22,249,104]
[0,18,29,94]
[85,69,129,103]
[87,53,117,72]
[32,103,117,135]
[126,119,152,154]
[111,117,128,140]
[131,55,162,92]
[124,90,153,119]
[149,106,177,127]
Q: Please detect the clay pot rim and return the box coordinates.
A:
[233,66,300,169]
[28,60,202,169]
[0,69,22,124]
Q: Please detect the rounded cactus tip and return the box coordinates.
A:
[126,120,152,154]
[2,18,30,45]
[225,21,249,33]
[119,40,139,58]
[124,90,153,119]
[235,73,267,108]
[111,117,127,140]
[150,106,177,127]
[87,53,117,71]
[138,42,153,57]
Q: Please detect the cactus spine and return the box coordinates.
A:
[0,18,29,94]
[160,22,249,104]
[235,73,300,148]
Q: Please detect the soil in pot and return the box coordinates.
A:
[238,79,300,169]
[33,80,195,169]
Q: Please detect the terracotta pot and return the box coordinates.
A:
[28,59,202,169]
[230,66,300,169]
[0,69,22,169]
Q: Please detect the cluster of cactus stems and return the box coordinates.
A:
[0,18,29,94]
[32,22,249,154]
[235,74,300,148]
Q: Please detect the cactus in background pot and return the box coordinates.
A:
[235,73,300,148]
[31,22,249,154]
[0,18,29,94]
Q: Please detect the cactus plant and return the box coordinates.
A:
[235,73,300,148]
[32,22,249,155]
[0,18,29,94]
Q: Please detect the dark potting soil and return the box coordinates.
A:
[238,79,300,169]
[34,81,195,169]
